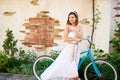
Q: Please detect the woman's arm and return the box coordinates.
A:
[74,26,83,40]
[63,25,78,43]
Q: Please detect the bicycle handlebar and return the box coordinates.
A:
[82,36,93,45]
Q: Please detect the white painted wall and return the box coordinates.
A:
[0,0,92,52]
[92,0,112,53]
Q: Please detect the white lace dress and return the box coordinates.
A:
[41,32,80,80]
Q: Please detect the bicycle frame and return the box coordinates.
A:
[77,49,101,77]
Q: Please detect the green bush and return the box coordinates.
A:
[0,29,37,75]
[110,19,120,53]
[0,51,8,72]
[109,19,120,75]
[107,52,120,70]
[35,58,53,76]
[6,50,37,75]
[50,50,59,59]
[19,49,37,63]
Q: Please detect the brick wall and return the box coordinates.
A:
[20,11,63,51]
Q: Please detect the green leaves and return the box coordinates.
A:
[110,20,120,53]
[110,38,120,52]
[114,20,120,37]
[93,6,101,30]
[0,51,8,72]
[2,28,18,59]
[50,50,59,59]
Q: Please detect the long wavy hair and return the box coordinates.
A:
[66,11,79,26]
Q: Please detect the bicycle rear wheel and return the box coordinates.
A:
[33,55,54,80]
[84,59,118,80]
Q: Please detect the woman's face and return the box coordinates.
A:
[68,14,76,24]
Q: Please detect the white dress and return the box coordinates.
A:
[41,32,80,80]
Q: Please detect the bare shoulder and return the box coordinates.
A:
[64,25,70,32]
[64,25,70,30]
[65,25,70,28]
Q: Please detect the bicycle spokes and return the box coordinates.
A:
[84,60,117,80]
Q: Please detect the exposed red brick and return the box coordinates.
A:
[21,11,63,49]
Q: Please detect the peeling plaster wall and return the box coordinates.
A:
[0,0,112,54]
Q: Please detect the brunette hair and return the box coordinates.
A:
[66,11,79,26]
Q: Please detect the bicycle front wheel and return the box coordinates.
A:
[33,55,54,80]
[84,59,118,80]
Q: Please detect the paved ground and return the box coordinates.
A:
[0,73,36,80]
[0,77,81,80]
[0,73,82,80]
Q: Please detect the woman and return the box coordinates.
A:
[41,11,83,80]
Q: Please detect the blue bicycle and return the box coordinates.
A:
[33,36,118,80]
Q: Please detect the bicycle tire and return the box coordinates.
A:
[33,55,54,80]
[84,59,118,80]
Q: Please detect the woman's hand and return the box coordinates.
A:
[68,41,77,44]
[70,26,83,40]
[75,38,82,42]
[68,38,82,44]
